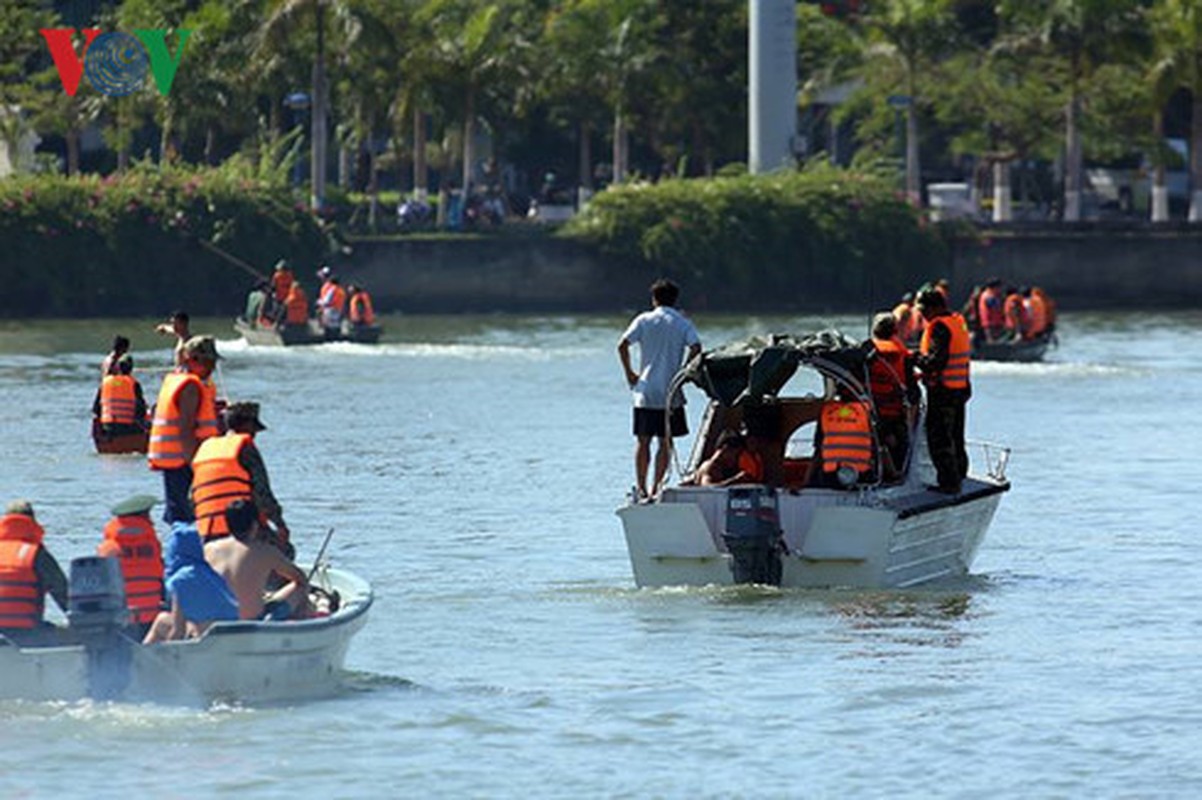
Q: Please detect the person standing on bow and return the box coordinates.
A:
[190,401,291,555]
[154,310,192,367]
[618,278,702,500]
[148,336,222,523]
[915,289,972,494]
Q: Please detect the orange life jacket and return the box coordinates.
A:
[820,401,873,475]
[99,374,139,425]
[737,450,764,482]
[285,284,309,325]
[920,312,972,391]
[191,433,254,539]
[148,371,219,469]
[271,269,295,303]
[97,515,163,625]
[1003,293,1028,333]
[349,291,376,326]
[1032,287,1056,325]
[869,336,910,420]
[0,514,46,629]
[1024,294,1048,337]
[978,287,1005,331]
[323,284,347,314]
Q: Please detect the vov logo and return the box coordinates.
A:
[40,28,191,97]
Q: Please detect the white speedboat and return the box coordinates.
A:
[617,331,1010,590]
[0,561,371,706]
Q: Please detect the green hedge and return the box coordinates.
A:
[0,167,332,317]
[561,165,956,311]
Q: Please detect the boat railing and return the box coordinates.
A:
[968,439,1010,482]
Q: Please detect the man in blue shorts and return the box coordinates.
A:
[618,278,702,500]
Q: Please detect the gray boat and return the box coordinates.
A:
[235,317,382,347]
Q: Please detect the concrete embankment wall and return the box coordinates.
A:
[345,227,1202,313]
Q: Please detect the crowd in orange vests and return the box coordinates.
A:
[891,277,1057,348]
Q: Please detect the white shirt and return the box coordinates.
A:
[621,306,700,408]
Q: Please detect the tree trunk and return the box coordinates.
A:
[368,149,379,232]
[905,103,920,204]
[992,160,1011,222]
[1064,61,1082,222]
[613,111,628,183]
[1190,82,1202,222]
[338,137,352,189]
[1152,110,1169,223]
[310,3,328,212]
[66,129,79,176]
[204,126,216,166]
[462,86,476,192]
[578,120,593,208]
[413,108,428,200]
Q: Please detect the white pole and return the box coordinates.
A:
[749,0,797,174]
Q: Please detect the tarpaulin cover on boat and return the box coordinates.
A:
[679,330,868,407]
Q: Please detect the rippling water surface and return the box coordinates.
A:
[0,311,1198,798]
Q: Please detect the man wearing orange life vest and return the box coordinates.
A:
[148,336,222,524]
[915,289,972,494]
[347,283,376,329]
[1002,285,1029,340]
[1022,286,1048,338]
[868,313,919,479]
[283,281,309,327]
[93,355,148,436]
[977,278,1006,342]
[96,494,164,635]
[316,267,347,332]
[190,401,290,552]
[270,259,295,305]
[0,500,68,633]
[685,430,763,486]
[814,390,875,488]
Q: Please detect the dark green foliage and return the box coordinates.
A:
[561,165,951,311]
[0,166,330,317]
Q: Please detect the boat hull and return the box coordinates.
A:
[235,318,382,347]
[971,334,1050,362]
[0,567,371,705]
[92,427,149,455]
[617,480,1006,590]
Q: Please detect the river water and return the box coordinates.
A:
[0,311,1198,798]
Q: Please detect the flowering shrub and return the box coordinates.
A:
[0,165,331,317]
[562,164,956,311]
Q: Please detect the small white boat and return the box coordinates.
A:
[617,331,1011,590]
[0,561,371,705]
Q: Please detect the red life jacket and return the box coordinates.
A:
[820,401,873,474]
[869,336,910,420]
[0,514,46,629]
[97,515,164,625]
[920,313,972,390]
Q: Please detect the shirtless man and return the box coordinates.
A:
[154,310,191,367]
[684,431,760,487]
[204,499,311,621]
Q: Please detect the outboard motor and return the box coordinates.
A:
[68,556,133,700]
[722,486,784,586]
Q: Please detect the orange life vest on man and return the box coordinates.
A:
[820,401,873,475]
[869,336,910,420]
[1024,293,1048,337]
[1003,293,1028,335]
[99,374,139,426]
[97,515,163,625]
[271,269,295,304]
[319,281,347,314]
[920,312,972,391]
[978,286,1005,332]
[148,371,219,469]
[1032,287,1056,326]
[191,433,254,539]
[0,514,46,630]
[284,284,309,325]
[349,291,376,326]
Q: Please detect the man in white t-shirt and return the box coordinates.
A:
[618,278,702,499]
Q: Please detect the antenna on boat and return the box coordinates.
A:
[308,527,336,580]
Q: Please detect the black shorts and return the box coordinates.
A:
[633,407,688,438]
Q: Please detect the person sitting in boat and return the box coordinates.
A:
[270,259,295,307]
[142,521,240,644]
[191,401,291,554]
[347,283,376,330]
[1023,286,1049,339]
[0,500,68,636]
[100,334,130,377]
[93,355,148,437]
[1031,286,1057,333]
[1003,285,1030,340]
[316,273,348,334]
[154,310,192,367]
[682,430,763,487]
[892,292,919,344]
[283,281,309,328]
[205,499,311,622]
[868,313,918,481]
[812,389,874,489]
[96,494,164,639]
[977,278,1006,343]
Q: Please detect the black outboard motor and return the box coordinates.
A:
[722,486,784,586]
[68,556,133,700]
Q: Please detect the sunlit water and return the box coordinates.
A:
[0,311,1198,798]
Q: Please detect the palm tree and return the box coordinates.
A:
[1147,0,1202,221]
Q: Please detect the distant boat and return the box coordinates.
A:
[971,331,1055,363]
[0,560,372,705]
[235,318,382,347]
[617,331,1010,590]
[91,418,149,455]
